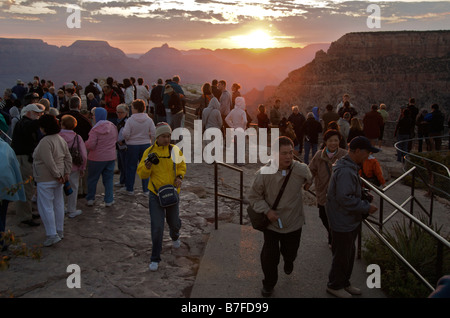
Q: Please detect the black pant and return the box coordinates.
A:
[261,228,302,289]
[318,205,332,245]
[327,226,359,290]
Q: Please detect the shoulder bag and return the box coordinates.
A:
[247,166,293,231]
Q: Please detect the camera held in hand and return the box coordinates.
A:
[145,152,160,165]
[361,188,373,203]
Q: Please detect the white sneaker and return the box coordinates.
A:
[43,234,61,247]
[114,182,125,187]
[68,210,82,218]
[105,201,115,207]
[173,239,181,249]
[86,200,94,206]
[149,262,159,271]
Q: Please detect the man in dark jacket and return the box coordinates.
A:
[57,96,92,141]
[362,104,384,145]
[425,103,445,151]
[11,103,45,226]
[326,136,378,298]
[300,112,323,164]
[288,105,306,155]
[151,79,165,123]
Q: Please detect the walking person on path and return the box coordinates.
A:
[306,129,347,248]
[325,136,378,298]
[137,122,186,272]
[248,136,312,297]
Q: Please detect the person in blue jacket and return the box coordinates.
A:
[325,136,378,298]
[0,139,26,250]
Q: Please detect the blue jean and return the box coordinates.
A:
[304,140,318,165]
[148,191,181,262]
[125,144,151,192]
[86,160,115,204]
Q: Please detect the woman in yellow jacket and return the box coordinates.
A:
[137,122,186,271]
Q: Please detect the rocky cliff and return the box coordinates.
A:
[267,31,450,118]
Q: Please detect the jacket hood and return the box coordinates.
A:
[93,120,115,135]
[9,106,20,118]
[208,97,220,110]
[333,154,358,173]
[312,107,320,121]
[234,96,246,111]
[131,112,150,123]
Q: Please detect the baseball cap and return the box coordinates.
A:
[23,103,45,113]
[349,136,380,153]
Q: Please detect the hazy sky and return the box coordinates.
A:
[1,0,449,53]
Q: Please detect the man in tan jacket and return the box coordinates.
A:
[248,136,312,297]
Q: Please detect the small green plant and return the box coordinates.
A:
[363,218,450,298]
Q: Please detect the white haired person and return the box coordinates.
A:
[137,122,186,272]
[33,114,72,246]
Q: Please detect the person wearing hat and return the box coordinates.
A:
[84,107,118,207]
[11,104,45,226]
[325,136,378,298]
[12,80,28,104]
[137,122,186,272]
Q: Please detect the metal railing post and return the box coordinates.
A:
[240,171,243,225]
[214,162,218,230]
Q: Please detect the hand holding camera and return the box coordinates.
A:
[145,152,159,169]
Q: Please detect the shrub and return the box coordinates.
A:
[363,218,450,298]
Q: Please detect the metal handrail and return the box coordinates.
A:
[359,170,450,292]
[214,161,244,230]
[393,135,450,177]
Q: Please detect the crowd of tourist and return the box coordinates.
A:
[0,75,448,298]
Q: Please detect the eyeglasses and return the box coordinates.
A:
[116,111,125,114]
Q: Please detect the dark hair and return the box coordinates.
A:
[39,114,60,135]
[327,121,339,131]
[123,78,132,88]
[323,129,342,142]
[371,104,378,111]
[273,136,294,149]
[137,78,144,85]
[326,104,333,111]
[431,103,439,110]
[69,96,81,109]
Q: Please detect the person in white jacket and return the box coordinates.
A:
[122,99,156,195]
[202,97,222,131]
[225,96,247,165]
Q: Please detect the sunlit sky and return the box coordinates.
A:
[0,0,449,53]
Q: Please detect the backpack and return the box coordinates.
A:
[69,134,83,166]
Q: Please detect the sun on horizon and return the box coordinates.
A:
[230,29,280,49]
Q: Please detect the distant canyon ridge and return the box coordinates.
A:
[264,30,450,119]
[0,37,328,97]
[1,30,449,120]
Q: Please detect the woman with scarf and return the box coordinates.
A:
[306,129,347,248]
